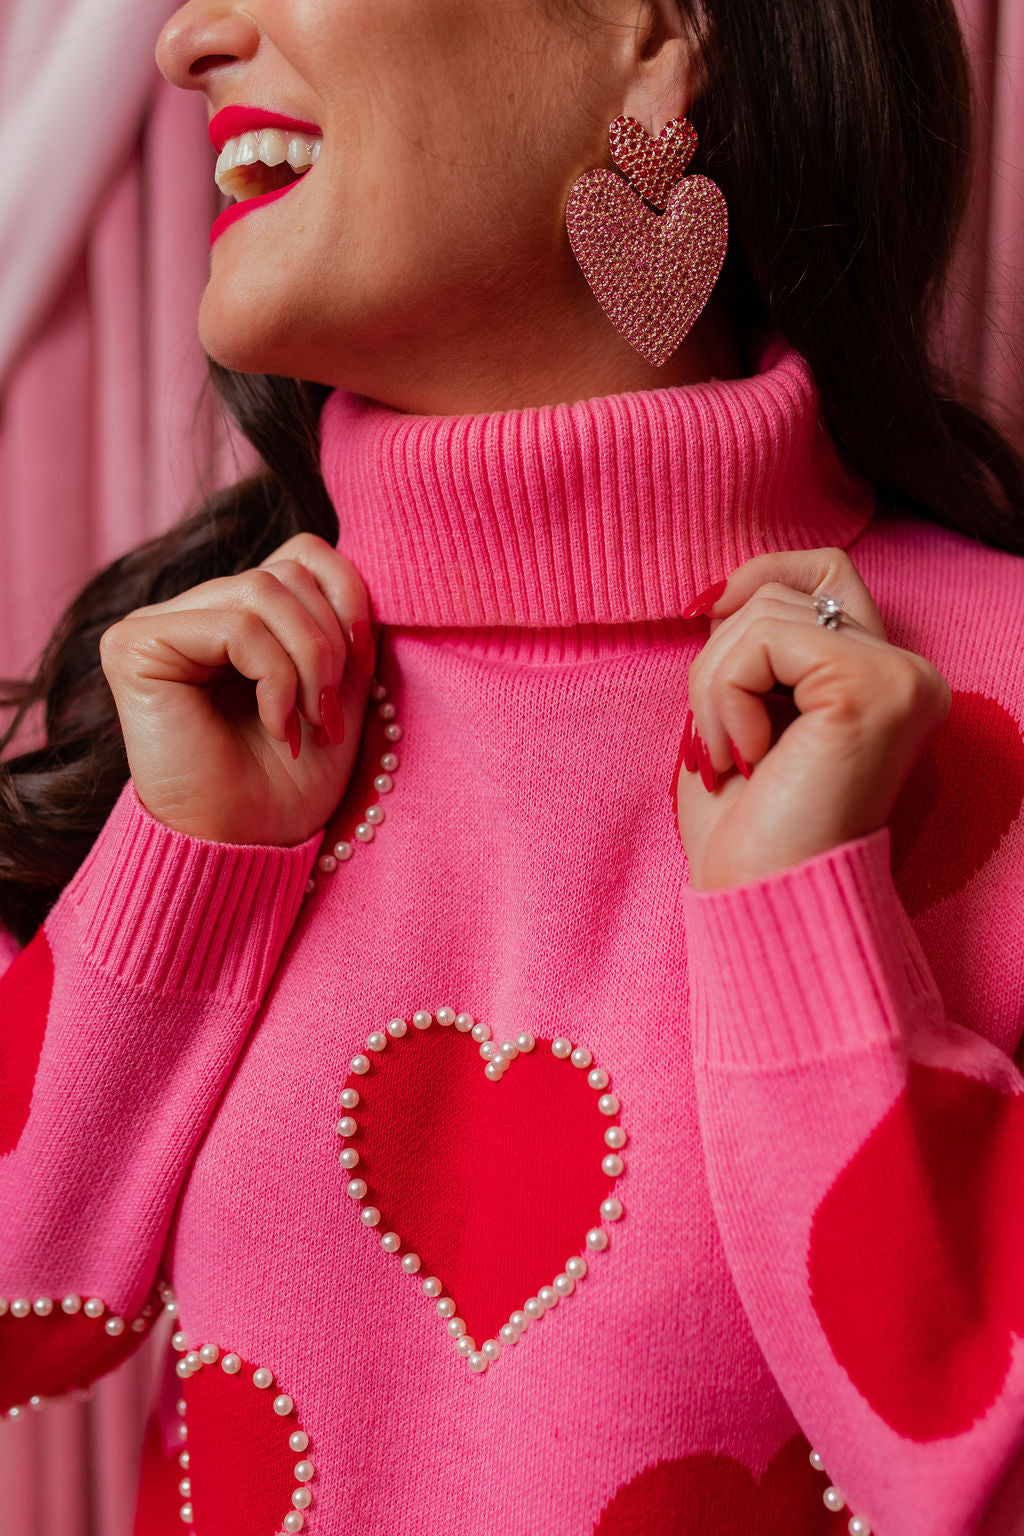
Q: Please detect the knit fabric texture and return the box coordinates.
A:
[2,332,1024,1536]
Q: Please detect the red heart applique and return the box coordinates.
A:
[0,1289,160,1414]
[565,172,729,368]
[889,690,1024,917]
[0,925,54,1156]
[592,1433,850,1533]
[608,115,698,210]
[338,1021,622,1353]
[809,1061,1024,1439]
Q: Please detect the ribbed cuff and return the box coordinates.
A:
[64,779,323,1006]
[681,827,942,1068]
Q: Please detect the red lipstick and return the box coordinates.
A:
[208,105,321,153]
[210,183,307,248]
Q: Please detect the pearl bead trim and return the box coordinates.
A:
[0,1278,170,1419]
[337,1010,625,1374]
[301,677,403,904]
[807,1446,871,1534]
[172,1330,316,1531]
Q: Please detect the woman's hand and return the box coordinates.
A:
[99,533,375,847]
[676,547,952,890]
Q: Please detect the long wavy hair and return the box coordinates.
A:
[1,0,1022,946]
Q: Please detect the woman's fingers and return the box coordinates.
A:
[702,548,888,640]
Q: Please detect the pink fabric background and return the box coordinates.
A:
[0,0,1020,1529]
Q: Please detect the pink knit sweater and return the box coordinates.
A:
[2,333,1024,1536]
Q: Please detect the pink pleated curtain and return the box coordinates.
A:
[0,0,1020,1530]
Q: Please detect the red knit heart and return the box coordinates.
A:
[608,115,698,210]
[339,1025,621,1350]
[566,172,728,367]
[809,1062,1024,1439]
[889,690,1024,916]
[0,1289,160,1413]
[0,926,54,1156]
[593,1433,850,1533]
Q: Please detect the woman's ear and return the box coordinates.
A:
[618,0,709,134]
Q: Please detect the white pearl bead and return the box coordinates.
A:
[273,1394,294,1416]
[346,1178,367,1199]
[6,1407,24,1421]
[366,1032,387,1052]
[422,1277,442,1297]
[365,805,385,825]
[0,1301,8,1317]
[401,1253,421,1274]
[386,1018,407,1038]
[378,702,396,720]
[455,1335,475,1357]
[538,1287,558,1309]
[482,1339,501,1361]
[435,1007,455,1026]
[33,1297,53,1317]
[177,1399,187,1417]
[185,1351,202,1372]
[339,1088,359,1109]
[848,1519,871,1535]
[171,1331,188,1352]
[413,1011,432,1030]
[587,1067,609,1090]
[471,1022,491,1043]
[467,1352,488,1373]
[808,1450,825,1471]
[370,681,387,700]
[384,723,403,741]
[333,841,354,861]
[289,1430,309,1453]
[178,1478,191,1498]
[61,1295,82,1314]
[380,752,399,771]
[515,1033,535,1053]
[199,1344,219,1365]
[454,1013,475,1032]
[499,1040,518,1060]
[355,823,375,842]
[380,1232,401,1253]
[131,1318,147,1333]
[252,1368,274,1390]
[565,1256,587,1280]
[553,1273,575,1296]
[604,1126,626,1149]
[601,1197,624,1221]
[350,1055,370,1074]
[10,1298,30,1318]
[179,1452,190,1470]
[165,1300,179,1318]
[524,1297,544,1320]
[338,1148,360,1170]
[602,1153,624,1177]
[294,1459,315,1482]
[586,1227,609,1251]
[436,1298,456,1318]
[484,1061,503,1082]
[360,1206,381,1226]
[551,1038,572,1058]
[103,1317,125,1337]
[84,1298,105,1318]
[480,1041,498,1060]
[221,1354,241,1374]
[499,1324,519,1345]
[27,1396,45,1410]
[570,1046,593,1069]
[373,773,394,794]
[509,1310,528,1332]
[317,853,337,874]
[597,1094,620,1116]
[283,1515,304,1534]
[447,1317,467,1338]
[175,1359,192,1379]
[292,1487,313,1509]
[179,1502,193,1524]
[337,1116,357,1136]
[823,1488,845,1513]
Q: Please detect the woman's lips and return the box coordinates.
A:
[210,180,305,248]
[208,104,321,153]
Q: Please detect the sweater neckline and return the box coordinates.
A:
[318,332,875,632]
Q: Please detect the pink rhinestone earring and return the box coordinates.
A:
[565,114,729,367]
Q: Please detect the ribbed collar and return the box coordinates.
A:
[319,332,875,630]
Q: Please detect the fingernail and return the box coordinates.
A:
[695,733,717,793]
[670,718,690,803]
[319,685,345,745]
[680,578,727,621]
[681,708,698,774]
[728,737,752,779]
[285,706,301,760]
[348,619,376,680]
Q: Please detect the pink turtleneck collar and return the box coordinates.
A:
[318,333,875,630]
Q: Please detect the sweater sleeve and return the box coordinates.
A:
[681,827,1024,1536]
[0,777,322,1414]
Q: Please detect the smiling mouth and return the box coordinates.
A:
[215,128,323,203]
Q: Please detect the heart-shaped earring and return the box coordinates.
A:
[565,114,728,367]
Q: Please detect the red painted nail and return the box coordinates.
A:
[681,708,698,774]
[694,733,717,793]
[728,737,752,779]
[285,707,301,760]
[319,685,345,745]
[680,578,727,621]
[348,619,376,680]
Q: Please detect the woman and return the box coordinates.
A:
[1,0,1022,1529]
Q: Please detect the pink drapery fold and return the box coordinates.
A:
[0,0,1020,1531]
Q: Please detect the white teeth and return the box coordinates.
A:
[286,136,312,170]
[235,132,258,166]
[258,129,288,167]
[310,140,321,163]
[214,128,323,197]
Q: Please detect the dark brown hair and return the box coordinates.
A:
[1,0,1022,945]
